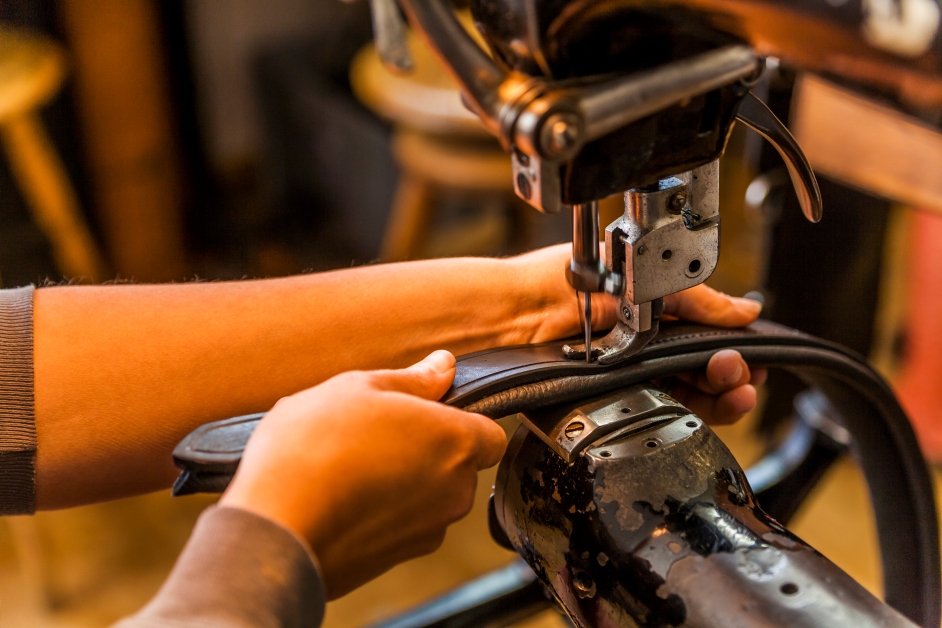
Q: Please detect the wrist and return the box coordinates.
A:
[219,477,325,556]
[501,247,574,345]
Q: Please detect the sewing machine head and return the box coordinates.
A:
[371,0,942,362]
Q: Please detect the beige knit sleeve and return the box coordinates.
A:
[0,286,36,515]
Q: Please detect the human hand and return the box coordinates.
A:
[219,351,506,598]
[509,244,765,424]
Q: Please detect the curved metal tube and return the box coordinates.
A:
[736,92,824,223]
[366,559,549,628]
[395,0,509,133]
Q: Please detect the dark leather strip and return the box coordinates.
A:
[170,320,940,627]
[445,319,847,409]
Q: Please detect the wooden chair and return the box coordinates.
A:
[0,27,107,282]
[349,25,528,261]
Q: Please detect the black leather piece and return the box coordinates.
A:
[444,319,834,411]
[171,413,265,496]
[171,320,940,627]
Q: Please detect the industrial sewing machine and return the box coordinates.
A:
[172,1,942,626]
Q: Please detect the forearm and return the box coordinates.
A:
[33,255,547,509]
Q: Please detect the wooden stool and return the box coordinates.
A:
[0,27,107,282]
[350,25,528,261]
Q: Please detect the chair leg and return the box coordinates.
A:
[1,113,109,282]
[380,171,434,262]
[6,515,52,618]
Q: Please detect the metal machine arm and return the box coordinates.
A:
[387,0,824,366]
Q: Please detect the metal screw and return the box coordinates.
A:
[668,192,686,214]
[621,306,632,320]
[564,421,585,439]
[514,149,530,167]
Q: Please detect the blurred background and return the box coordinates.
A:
[0,0,941,626]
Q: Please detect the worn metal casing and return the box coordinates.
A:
[608,162,719,305]
[493,386,916,627]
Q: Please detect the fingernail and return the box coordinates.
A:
[731,297,763,315]
[721,361,743,385]
[420,350,456,374]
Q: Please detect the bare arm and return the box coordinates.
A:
[32,244,761,509]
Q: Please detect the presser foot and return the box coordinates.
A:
[563,319,660,364]
[564,297,663,364]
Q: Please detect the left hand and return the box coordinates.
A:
[508,244,765,425]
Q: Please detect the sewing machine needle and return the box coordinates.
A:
[584,291,592,363]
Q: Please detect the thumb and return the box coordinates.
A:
[370,350,457,400]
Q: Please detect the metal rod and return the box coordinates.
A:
[583,290,592,363]
[572,202,600,267]
[572,202,600,362]
[581,45,759,142]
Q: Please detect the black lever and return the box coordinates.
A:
[736,92,823,223]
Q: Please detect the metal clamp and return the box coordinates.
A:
[518,385,690,462]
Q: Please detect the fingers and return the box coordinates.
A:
[669,350,762,425]
[751,368,768,387]
[705,349,750,392]
[671,383,758,425]
[465,413,508,469]
[663,284,762,327]
[367,350,457,400]
[676,349,751,395]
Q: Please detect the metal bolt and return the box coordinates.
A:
[621,306,632,320]
[572,570,596,598]
[540,113,581,158]
[549,120,576,153]
[668,192,687,214]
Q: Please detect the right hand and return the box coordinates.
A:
[219,350,506,599]
[509,245,764,425]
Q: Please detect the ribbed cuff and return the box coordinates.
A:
[0,286,36,515]
[115,506,326,628]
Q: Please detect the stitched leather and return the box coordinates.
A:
[170,320,940,627]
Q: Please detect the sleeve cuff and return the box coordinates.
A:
[115,505,326,628]
[0,285,36,515]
